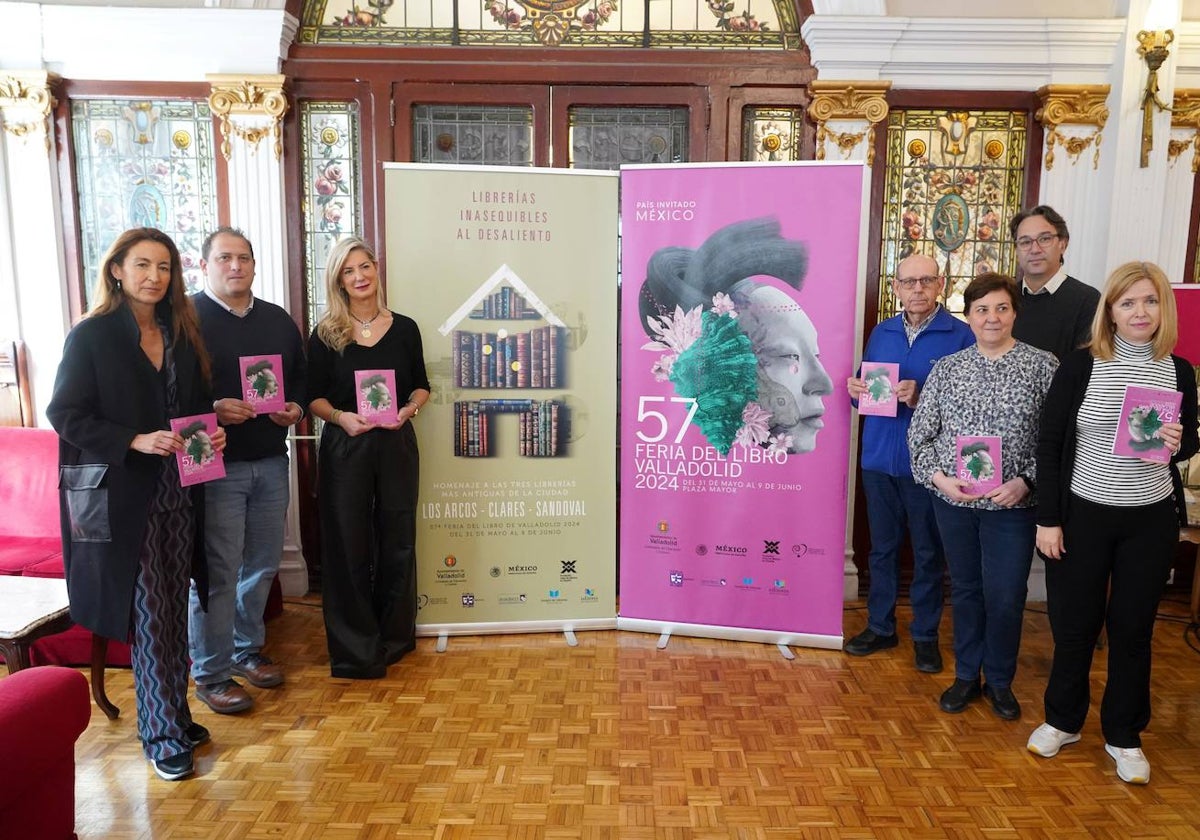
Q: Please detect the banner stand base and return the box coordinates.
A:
[420,618,617,642]
[618,617,842,651]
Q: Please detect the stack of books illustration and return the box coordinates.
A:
[469,286,542,321]
[451,323,562,389]
[453,398,563,457]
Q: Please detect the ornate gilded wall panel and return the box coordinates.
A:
[0,72,57,151]
[741,107,804,162]
[877,109,1029,321]
[298,0,799,49]
[300,100,363,330]
[70,98,218,307]
[1035,84,1109,172]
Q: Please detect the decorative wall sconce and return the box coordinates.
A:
[1137,27,1175,167]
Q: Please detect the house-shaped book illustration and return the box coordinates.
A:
[440,264,567,391]
[441,264,569,458]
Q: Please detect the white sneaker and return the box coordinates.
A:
[1026,723,1081,758]
[1105,743,1150,784]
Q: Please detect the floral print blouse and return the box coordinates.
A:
[908,342,1059,509]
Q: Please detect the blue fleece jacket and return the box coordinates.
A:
[857,306,975,477]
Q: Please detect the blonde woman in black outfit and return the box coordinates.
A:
[307,237,430,679]
[1029,261,1198,784]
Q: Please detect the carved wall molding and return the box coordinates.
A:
[0,71,59,152]
[1035,84,1110,172]
[207,74,289,161]
[815,125,868,160]
[806,81,891,166]
[1170,90,1200,173]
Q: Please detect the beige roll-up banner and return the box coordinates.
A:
[385,163,618,638]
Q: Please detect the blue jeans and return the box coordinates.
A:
[860,470,945,641]
[931,498,1035,689]
[189,455,290,684]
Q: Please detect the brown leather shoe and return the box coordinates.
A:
[196,679,253,714]
[231,653,284,689]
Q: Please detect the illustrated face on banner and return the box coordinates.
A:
[736,283,833,453]
[637,216,834,456]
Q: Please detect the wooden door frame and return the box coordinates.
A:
[392,83,552,167]
[548,84,710,168]
[724,86,816,162]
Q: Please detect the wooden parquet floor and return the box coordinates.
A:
[52,596,1200,839]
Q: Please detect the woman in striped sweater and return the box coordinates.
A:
[1028,261,1198,784]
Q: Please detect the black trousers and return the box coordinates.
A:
[1044,493,1176,747]
[318,423,419,679]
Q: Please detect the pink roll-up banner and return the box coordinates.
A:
[617,162,866,648]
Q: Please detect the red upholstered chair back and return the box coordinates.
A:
[0,427,60,540]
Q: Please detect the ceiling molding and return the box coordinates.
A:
[802,16,1126,90]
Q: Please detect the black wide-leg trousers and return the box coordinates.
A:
[318,423,419,679]
[1044,494,1176,747]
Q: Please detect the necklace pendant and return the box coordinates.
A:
[361,327,372,338]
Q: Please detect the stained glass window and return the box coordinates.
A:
[741,107,804,162]
[568,106,688,170]
[300,101,363,332]
[412,104,534,167]
[71,99,218,307]
[877,109,1029,320]
[300,0,798,49]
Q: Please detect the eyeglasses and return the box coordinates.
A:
[1015,232,1059,251]
[896,275,941,289]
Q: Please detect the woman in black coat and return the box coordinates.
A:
[1028,261,1199,784]
[47,228,223,782]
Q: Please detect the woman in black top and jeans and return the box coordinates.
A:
[308,237,430,679]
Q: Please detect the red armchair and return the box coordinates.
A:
[0,426,132,668]
[0,666,90,840]
[0,426,282,671]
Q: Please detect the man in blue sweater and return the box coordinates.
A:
[189,228,306,714]
[845,253,974,672]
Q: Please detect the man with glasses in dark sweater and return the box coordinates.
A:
[1009,205,1101,361]
[189,227,306,715]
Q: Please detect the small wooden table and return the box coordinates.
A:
[0,575,118,719]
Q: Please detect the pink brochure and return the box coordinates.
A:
[955,435,1002,495]
[239,354,286,414]
[171,413,225,487]
[1112,385,1182,464]
[355,369,398,425]
[858,361,900,417]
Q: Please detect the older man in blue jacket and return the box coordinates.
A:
[845,253,974,673]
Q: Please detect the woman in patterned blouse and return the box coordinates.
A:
[908,273,1058,722]
[1027,262,1198,785]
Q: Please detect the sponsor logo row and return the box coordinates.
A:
[646,519,823,557]
[668,570,790,593]
[417,589,600,610]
